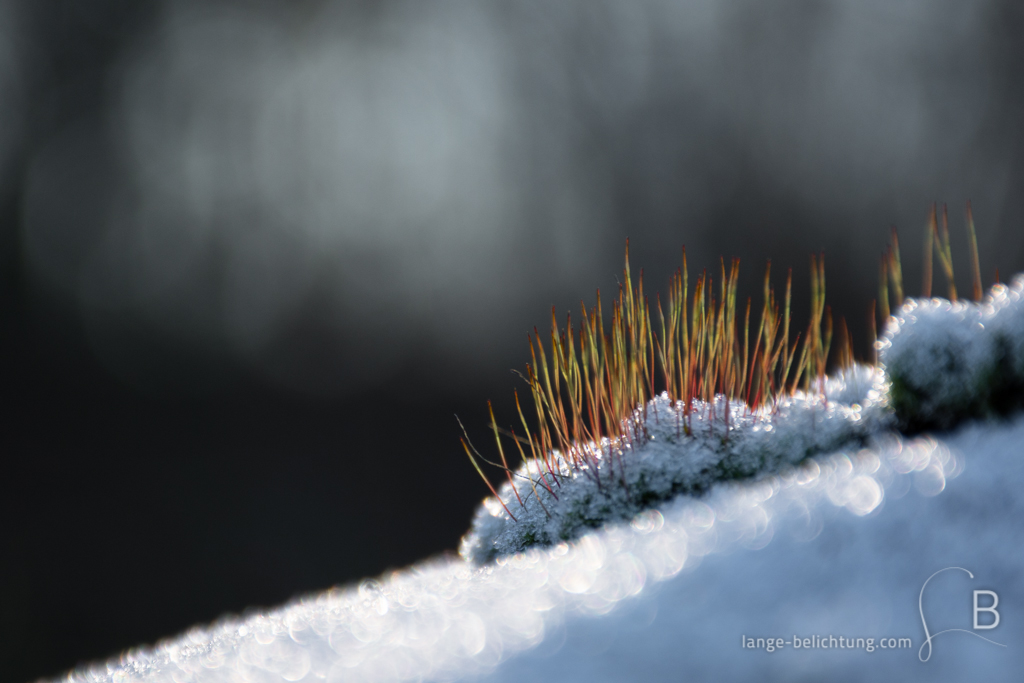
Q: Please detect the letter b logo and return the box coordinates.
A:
[974,590,1000,630]
[919,568,1005,662]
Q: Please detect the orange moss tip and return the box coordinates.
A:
[471,241,846,509]
[966,200,983,302]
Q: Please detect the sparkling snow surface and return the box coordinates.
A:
[62,416,1024,683]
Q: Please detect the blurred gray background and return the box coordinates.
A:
[1,1,1023,680]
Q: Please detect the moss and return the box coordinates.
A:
[888,334,1018,433]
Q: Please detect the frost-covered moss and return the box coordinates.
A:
[462,276,1024,564]
[460,365,892,563]
[879,275,1024,431]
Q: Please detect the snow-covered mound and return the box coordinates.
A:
[461,365,891,563]
[60,416,1024,683]
[880,274,1024,430]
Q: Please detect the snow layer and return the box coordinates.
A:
[879,274,1024,430]
[461,365,892,563]
[59,416,1024,683]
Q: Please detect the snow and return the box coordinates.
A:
[57,283,1024,683]
[60,414,1024,683]
[471,417,1024,683]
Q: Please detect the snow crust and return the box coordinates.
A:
[879,274,1024,430]
[461,365,892,563]
[61,415,1024,683]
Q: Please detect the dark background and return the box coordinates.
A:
[1,1,1023,681]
